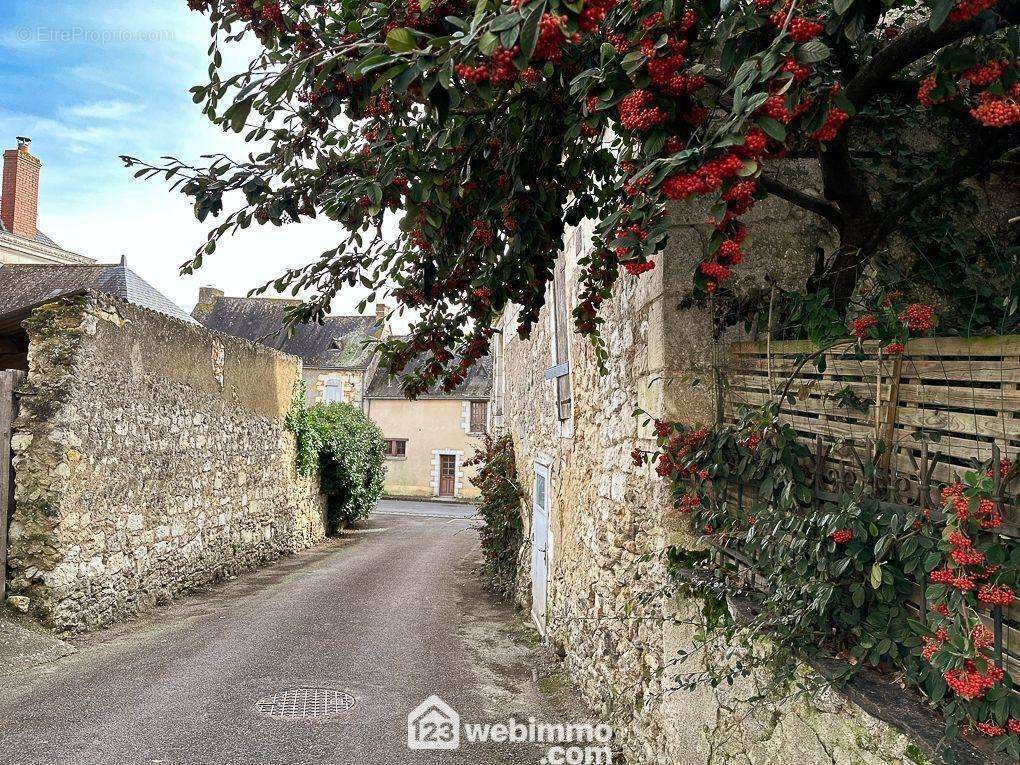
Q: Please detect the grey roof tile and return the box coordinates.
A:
[0,262,196,324]
[195,297,382,370]
[365,347,492,400]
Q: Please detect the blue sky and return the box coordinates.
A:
[0,1,378,315]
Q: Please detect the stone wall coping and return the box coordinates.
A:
[64,289,306,369]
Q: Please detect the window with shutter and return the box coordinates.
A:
[470,401,488,433]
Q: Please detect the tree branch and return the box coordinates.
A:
[846,11,1013,109]
[865,128,1020,251]
[759,175,844,232]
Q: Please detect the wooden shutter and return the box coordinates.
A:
[552,251,572,422]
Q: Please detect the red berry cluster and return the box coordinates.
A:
[944,661,1004,701]
[830,528,853,544]
[882,342,904,355]
[624,260,656,276]
[780,56,812,83]
[760,93,792,123]
[962,60,1006,88]
[809,107,848,142]
[976,721,1007,737]
[618,90,667,131]
[578,0,618,32]
[851,313,878,339]
[534,13,577,63]
[922,627,949,661]
[471,219,493,246]
[947,0,996,22]
[978,583,1015,607]
[901,303,935,331]
[788,18,824,43]
[678,492,702,513]
[941,482,1003,529]
[970,90,1020,128]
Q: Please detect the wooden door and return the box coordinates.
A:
[438,455,456,497]
[531,463,551,633]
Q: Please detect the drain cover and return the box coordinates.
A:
[254,688,356,720]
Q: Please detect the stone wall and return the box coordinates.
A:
[8,294,327,632]
[303,368,366,408]
[497,174,933,763]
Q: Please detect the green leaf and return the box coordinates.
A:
[227,96,254,133]
[386,27,418,53]
[798,40,830,63]
[479,31,499,56]
[519,1,546,62]
[757,115,787,141]
[832,0,853,13]
[929,0,955,30]
[870,562,882,589]
[490,12,521,33]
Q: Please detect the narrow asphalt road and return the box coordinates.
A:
[0,501,590,765]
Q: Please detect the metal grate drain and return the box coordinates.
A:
[254,687,356,720]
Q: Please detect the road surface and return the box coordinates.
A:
[0,500,590,765]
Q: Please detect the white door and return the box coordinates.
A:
[531,463,551,633]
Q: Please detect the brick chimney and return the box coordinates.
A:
[2,137,41,240]
[198,287,225,305]
[192,286,225,322]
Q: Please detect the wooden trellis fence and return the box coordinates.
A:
[720,336,1020,684]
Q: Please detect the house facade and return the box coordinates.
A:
[193,289,386,409]
[365,356,491,500]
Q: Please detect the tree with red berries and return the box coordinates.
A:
[126,0,1018,396]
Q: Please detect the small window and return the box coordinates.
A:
[470,401,488,433]
[323,379,343,403]
[384,439,407,458]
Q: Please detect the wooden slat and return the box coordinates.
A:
[731,335,1020,358]
[0,370,16,603]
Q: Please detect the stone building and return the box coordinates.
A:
[0,137,91,266]
[365,353,492,500]
[194,289,494,500]
[492,194,970,762]
[193,289,386,408]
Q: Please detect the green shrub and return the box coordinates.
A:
[286,385,386,530]
[468,434,525,600]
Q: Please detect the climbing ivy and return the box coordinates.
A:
[286,383,386,529]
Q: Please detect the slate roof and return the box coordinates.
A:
[365,343,493,400]
[0,260,197,325]
[195,297,382,370]
[0,218,62,249]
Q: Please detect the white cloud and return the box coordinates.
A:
[66,65,138,95]
[61,100,142,120]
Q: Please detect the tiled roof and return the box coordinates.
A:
[195,297,382,370]
[0,261,196,325]
[365,345,492,400]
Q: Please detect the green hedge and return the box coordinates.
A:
[286,385,386,530]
